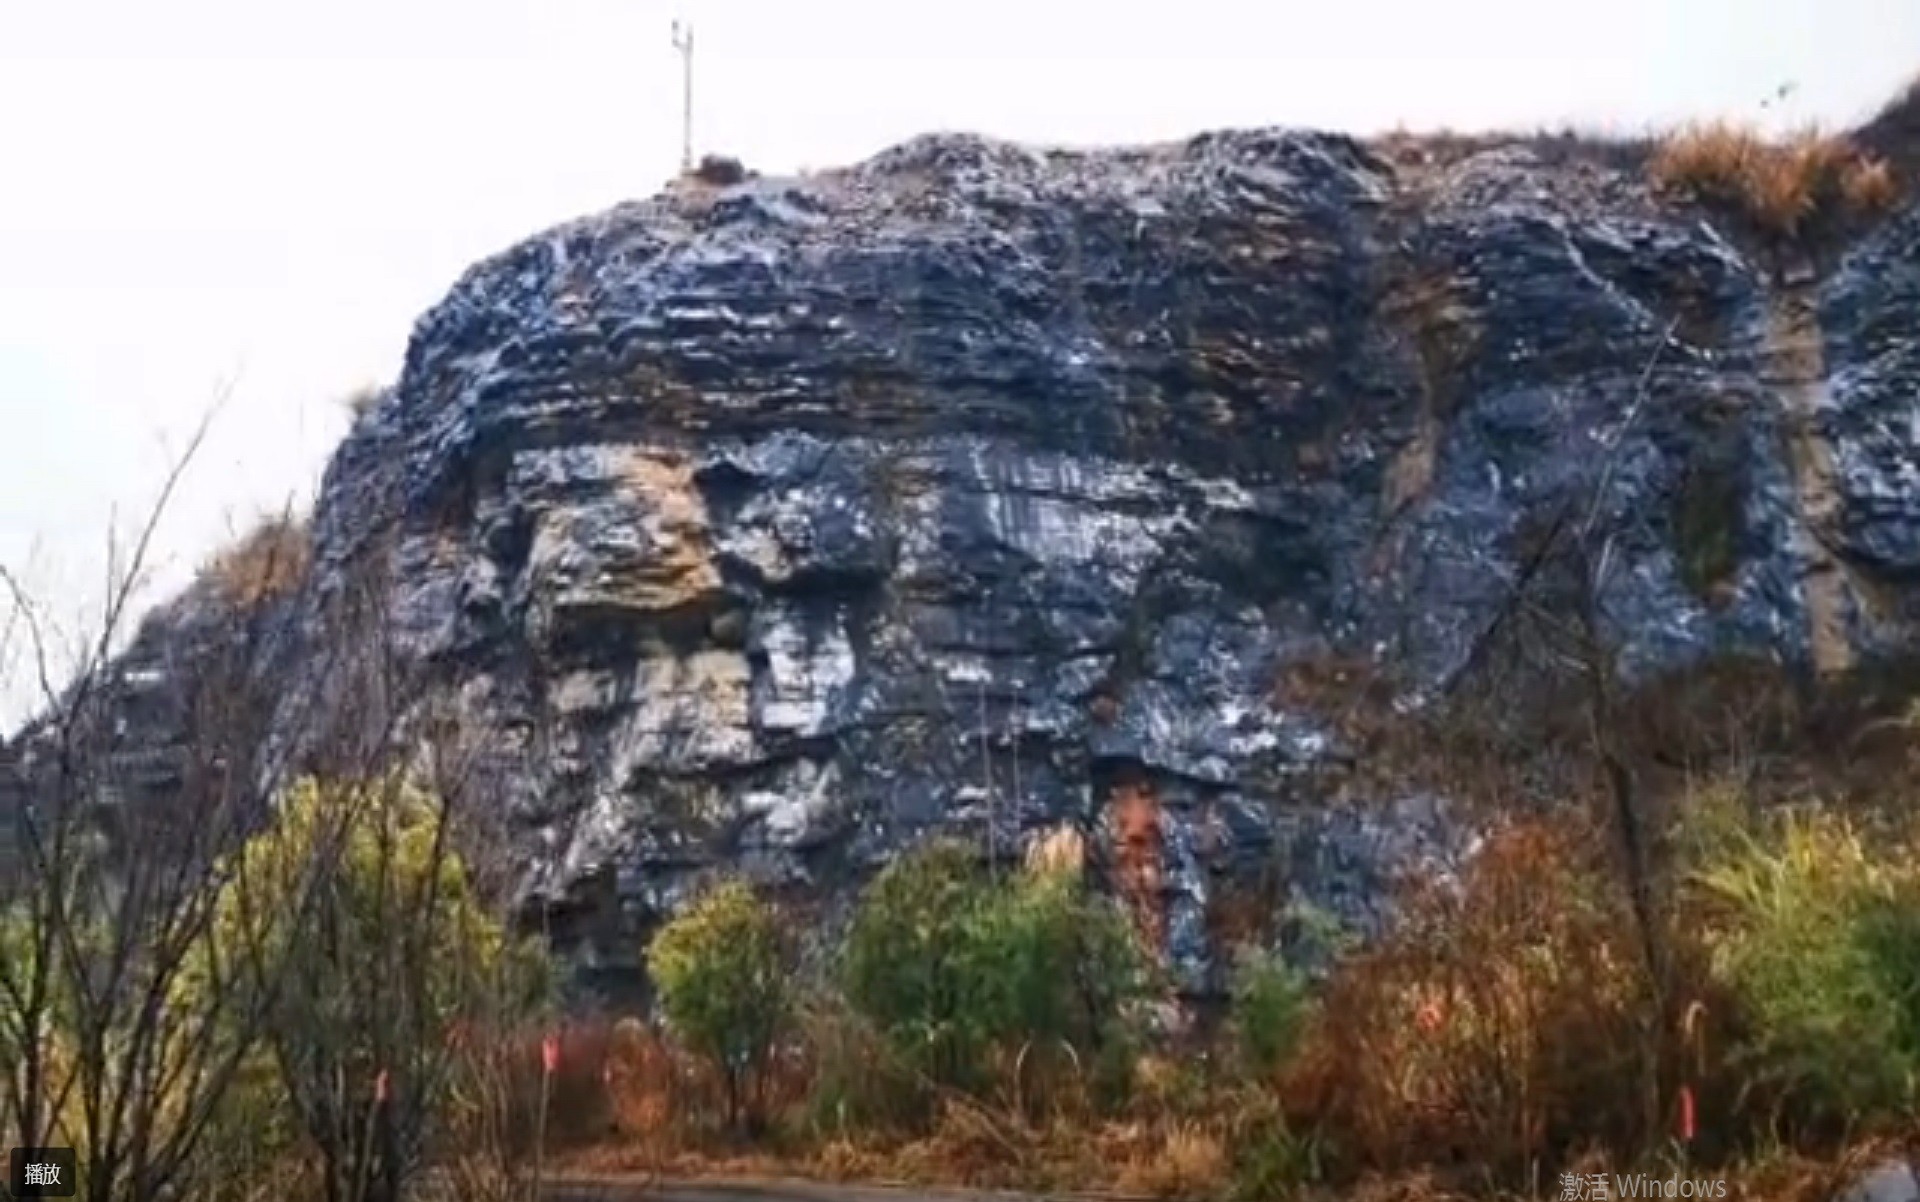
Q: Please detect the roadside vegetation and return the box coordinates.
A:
[10,717,1920,1201]
[549,781,1920,1202]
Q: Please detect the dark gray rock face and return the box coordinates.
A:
[73,131,1920,997]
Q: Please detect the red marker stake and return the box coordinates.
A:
[535,1032,557,1199]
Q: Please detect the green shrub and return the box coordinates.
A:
[839,841,986,1093]
[197,776,551,1202]
[1229,946,1313,1080]
[1688,807,1920,1132]
[838,840,1151,1112]
[647,879,793,1132]
[1225,1090,1323,1202]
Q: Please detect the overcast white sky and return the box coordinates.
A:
[1,0,1917,720]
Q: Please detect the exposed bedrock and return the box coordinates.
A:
[49,129,1920,998]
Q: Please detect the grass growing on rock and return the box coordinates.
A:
[203,513,311,608]
[1648,122,1899,237]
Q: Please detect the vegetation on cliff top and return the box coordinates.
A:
[202,513,312,609]
[1649,121,1899,238]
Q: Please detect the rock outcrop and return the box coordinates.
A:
[36,124,1920,999]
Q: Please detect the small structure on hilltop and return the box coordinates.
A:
[691,154,748,187]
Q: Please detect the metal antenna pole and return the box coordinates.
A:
[671,19,694,173]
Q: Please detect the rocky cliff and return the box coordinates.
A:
[41,117,1920,999]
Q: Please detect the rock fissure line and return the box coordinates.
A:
[1765,265,1855,678]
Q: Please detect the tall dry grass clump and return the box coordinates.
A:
[1839,155,1901,212]
[1025,823,1087,879]
[1284,819,1666,1185]
[204,514,311,608]
[1649,122,1899,237]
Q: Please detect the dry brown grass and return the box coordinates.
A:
[556,1130,1920,1202]
[1649,122,1899,237]
[545,1020,623,1145]
[568,1012,1254,1198]
[1281,818,1669,1184]
[340,384,384,419]
[448,1017,622,1158]
[604,1017,679,1138]
[801,1101,1236,1199]
[1111,1123,1231,1199]
[1840,155,1901,212]
[1723,1136,1920,1202]
[1024,823,1087,879]
[194,1156,325,1202]
[203,515,311,608]
[1369,127,1652,180]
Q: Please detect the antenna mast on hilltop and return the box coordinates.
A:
[671,18,695,173]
